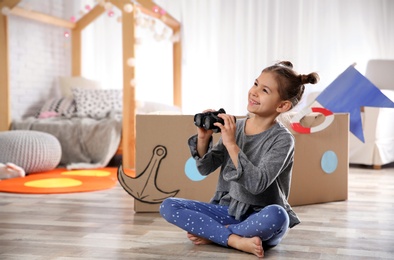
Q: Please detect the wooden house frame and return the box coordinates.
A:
[0,0,182,169]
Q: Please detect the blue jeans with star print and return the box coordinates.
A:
[160,198,289,248]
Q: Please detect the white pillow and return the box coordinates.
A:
[35,97,76,118]
[59,76,101,98]
[72,88,122,119]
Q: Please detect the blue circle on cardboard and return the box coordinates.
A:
[321,150,338,174]
[184,157,207,181]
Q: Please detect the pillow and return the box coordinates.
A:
[35,97,76,118]
[59,76,101,98]
[72,88,122,119]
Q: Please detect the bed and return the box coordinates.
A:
[10,96,181,169]
[0,0,182,170]
[11,112,123,170]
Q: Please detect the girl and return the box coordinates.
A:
[160,61,319,258]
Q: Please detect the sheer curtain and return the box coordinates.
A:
[156,0,394,115]
[81,6,123,90]
[81,0,394,115]
[79,1,174,104]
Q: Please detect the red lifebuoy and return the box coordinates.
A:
[290,107,334,134]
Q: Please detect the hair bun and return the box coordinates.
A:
[301,73,320,85]
[276,61,293,69]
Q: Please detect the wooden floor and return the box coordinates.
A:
[1,165,393,260]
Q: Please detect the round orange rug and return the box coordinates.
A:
[0,167,118,194]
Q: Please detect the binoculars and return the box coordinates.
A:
[194,108,233,133]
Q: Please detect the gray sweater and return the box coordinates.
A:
[188,117,300,228]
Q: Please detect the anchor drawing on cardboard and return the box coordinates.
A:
[117,145,179,204]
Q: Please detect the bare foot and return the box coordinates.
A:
[228,235,264,258]
[187,232,213,245]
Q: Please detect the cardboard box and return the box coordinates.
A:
[286,113,349,206]
[127,113,348,212]
[131,115,220,212]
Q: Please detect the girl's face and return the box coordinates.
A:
[247,71,284,117]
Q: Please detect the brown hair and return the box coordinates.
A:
[262,61,320,108]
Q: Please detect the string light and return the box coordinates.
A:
[127,58,136,67]
[124,4,133,13]
[104,2,113,10]
[1,7,11,16]
[171,32,181,43]
[64,1,176,43]
[159,9,166,16]
[130,79,136,87]
[152,6,160,13]
[134,11,175,42]
[108,10,115,17]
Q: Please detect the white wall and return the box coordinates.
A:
[9,0,72,119]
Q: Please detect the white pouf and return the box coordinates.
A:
[0,130,62,173]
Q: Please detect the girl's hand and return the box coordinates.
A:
[215,113,237,148]
[197,125,213,140]
[196,109,215,158]
[197,109,214,141]
[215,113,240,167]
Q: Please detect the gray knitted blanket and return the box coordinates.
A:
[11,113,122,170]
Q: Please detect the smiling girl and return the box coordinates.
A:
[160,61,319,258]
